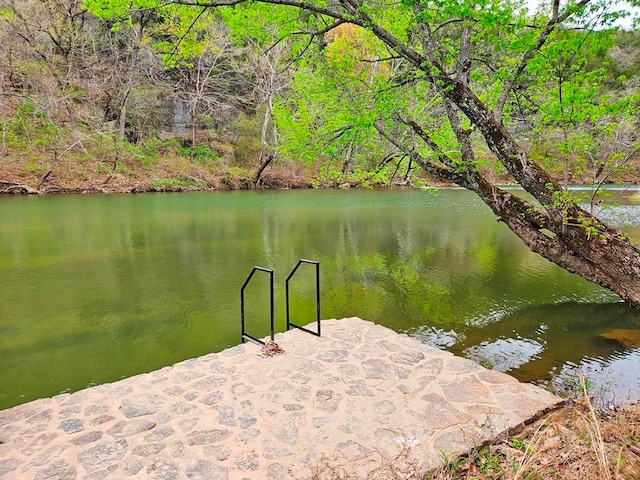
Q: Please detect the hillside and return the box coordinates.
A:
[0,0,638,194]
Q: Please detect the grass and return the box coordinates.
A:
[304,380,640,479]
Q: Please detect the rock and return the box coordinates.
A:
[78,440,128,471]
[238,413,257,429]
[215,406,236,426]
[345,380,374,397]
[90,414,115,426]
[72,431,103,445]
[35,460,77,480]
[59,406,82,418]
[390,351,426,365]
[84,464,118,480]
[145,427,175,442]
[25,410,52,425]
[186,460,228,480]
[314,389,343,413]
[123,459,144,476]
[148,459,179,480]
[168,440,185,457]
[317,350,349,362]
[186,429,232,446]
[235,452,259,471]
[85,405,109,416]
[120,394,165,418]
[0,458,20,477]
[373,400,397,416]
[58,418,83,434]
[336,440,371,460]
[262,438,293,459]
[0,402,49,425]
[203,445,232,460]
[276,418,299,445]
[170,401,197,415]
[107,419,156,438]
[600,329,640,348]
[22,433,59,456]
[133,443,167,456]
[269,381,292,392]
[267,463,286,478]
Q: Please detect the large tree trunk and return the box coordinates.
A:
[441,79,640,308]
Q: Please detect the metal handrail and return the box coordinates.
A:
[285,259,321,337]
[240,266,274,345]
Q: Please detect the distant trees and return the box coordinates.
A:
[161,15,252,147]
[0,0,88,125]
[0,0,260,145]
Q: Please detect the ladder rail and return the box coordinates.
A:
[240,266,274,345]
[285,259,321,337]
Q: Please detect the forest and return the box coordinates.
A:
[0,0,638,195]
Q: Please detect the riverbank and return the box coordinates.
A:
[3,135,636,195]
[428,398,640,480]
[0,149,314,195]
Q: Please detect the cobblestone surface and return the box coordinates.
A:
[0,317,564,479]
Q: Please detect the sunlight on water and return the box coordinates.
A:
[464,338,545,372]
[551,349,640,406]
[592,204,640,229]
[412,326,463,348]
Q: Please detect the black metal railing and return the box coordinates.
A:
[240,266,274,345]
[285,259,321,337]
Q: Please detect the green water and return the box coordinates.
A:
[1,189,639,410]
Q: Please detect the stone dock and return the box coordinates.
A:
[0,317,564,479]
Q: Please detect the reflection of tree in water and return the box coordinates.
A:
[319,204,613,331]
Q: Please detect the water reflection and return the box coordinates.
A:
[446,301,640,405]
[591,204,640,229]
[465,338,545,373]
[1,189,639,410]
[551,349,640,405]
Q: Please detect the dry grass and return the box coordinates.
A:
[429,390,640,480]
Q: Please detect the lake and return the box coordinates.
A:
[1,188,639,410]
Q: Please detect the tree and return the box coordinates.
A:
[87,0,640,308]
[0,73,6,157]
[275,21,402,186]
[0,0,91,125]
[88,4,167,141]
[247,39,290,186]
[167,21,250,147]
[220,5,299,185]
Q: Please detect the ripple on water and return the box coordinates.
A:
[464,338,545,373]
[411,326,463,348]
[550,348,640,406]
[584,203,640,229]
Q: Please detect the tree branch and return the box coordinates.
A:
[494,0,593,121]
